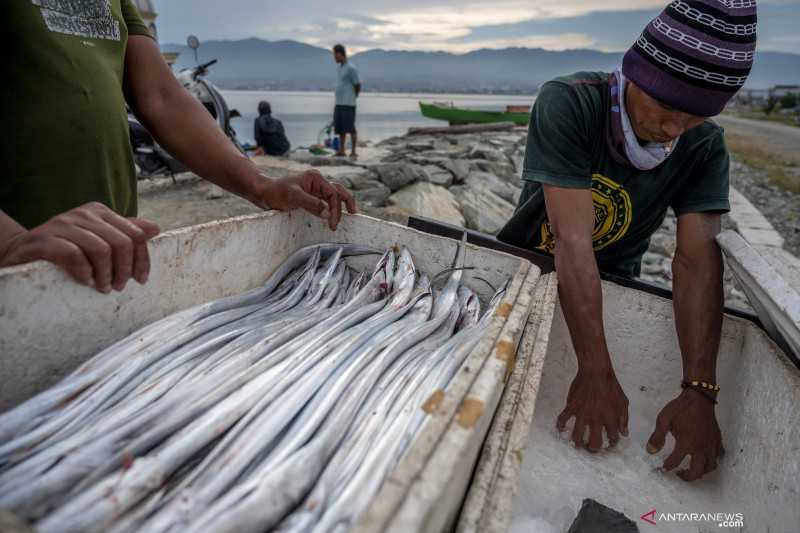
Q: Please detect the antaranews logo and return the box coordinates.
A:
[639,508,745,529]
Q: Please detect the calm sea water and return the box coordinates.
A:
[222,91,535,149]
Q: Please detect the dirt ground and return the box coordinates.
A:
[716,114,800,168]
[137,157,308,232]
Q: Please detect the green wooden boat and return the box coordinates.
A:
[419,101,530,126]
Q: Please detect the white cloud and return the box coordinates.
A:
[364,32,596,53]
[155,0,800,54]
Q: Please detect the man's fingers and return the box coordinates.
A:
[678,453,706,482]
[36,237,94,287]
[130,241,150,285]
[587,422,603,452]
[335,182,357,214]
[604,417,620,447]
[75,219,135,291]
[662,445,686,471]
[619,403,629,437]
[52,225,114,292]
[313,176,341,230]
[556,407,573,432]
[127,218,159,284]
[128,218,161,239]
[291,185,330,219]
[646,411,670,454]
[326,187,342,231]
[571,417,587,448]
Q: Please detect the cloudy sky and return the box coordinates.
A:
[155,0,800,53]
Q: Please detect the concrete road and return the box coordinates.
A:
[716,114,800,166]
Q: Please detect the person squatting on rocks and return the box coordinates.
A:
[498,0,757,481]
[332,44,362,159]
[253,101,291,156]
[0,1,355,293]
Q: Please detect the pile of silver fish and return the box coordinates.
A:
[0,242,506,533]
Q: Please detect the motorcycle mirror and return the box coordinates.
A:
[187,35,200,64]
[230,109,241,118]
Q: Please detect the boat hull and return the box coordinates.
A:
[419,102,530,126]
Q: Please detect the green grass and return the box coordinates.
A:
[725,109,800,128]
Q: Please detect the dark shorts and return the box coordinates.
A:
[333,105,356,134]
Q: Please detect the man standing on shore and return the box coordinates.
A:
[332,44,361,159]
[498,0,756,481]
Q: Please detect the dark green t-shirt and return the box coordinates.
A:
[1,0,152,229]
[497,71,730,278]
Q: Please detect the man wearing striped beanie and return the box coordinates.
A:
[499,1,756,481]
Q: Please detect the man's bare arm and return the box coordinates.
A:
[123,36,354,229]
[646,211,725,481]
[672,212,724,382]
[544,185,610,368]
[354,83,361,97]
[544,184,629,450]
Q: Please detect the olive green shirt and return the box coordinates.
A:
[497,71,730,278]
[1,0,152,229]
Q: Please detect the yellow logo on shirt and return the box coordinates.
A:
[536,174,632,253]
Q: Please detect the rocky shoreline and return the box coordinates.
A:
[289,128,756,310]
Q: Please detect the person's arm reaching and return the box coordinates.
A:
[123,35,355,230]
[544,185,629,451]
[647,212,725,481]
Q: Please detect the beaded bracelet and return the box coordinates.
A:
[681,380,719,404]
[685,380,720,392]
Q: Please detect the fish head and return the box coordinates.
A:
[408,291,433,320]
[392,247,416,291]
[457,292,481,330]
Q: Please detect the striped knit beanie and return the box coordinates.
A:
[622,0,757,117]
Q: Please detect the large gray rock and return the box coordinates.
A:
[406,154,447,166]
[439,159,471,184]
[319,166,376,189]
[464,171,521,204]
[468,159,518,182]
[468,144,509,163]
[380,151,413,163]
[289,151,359,167]
[451,184,514,234]
[422,165,454,188]
[370,163,427,191]
[388,182,465,227]
[352,180,391,207]
[406,139,436,152]
[362,205,413,225]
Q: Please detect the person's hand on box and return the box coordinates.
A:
[0,202,159,293]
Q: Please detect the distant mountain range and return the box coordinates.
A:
[162,38,800,93]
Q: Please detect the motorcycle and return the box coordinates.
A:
[129,58,244,179]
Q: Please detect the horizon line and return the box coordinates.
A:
[158,37,800,57]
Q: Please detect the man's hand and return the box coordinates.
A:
[0,203,159,293]
[647,389,724,481]
[557,368,629,451]
[257,170,356,231]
